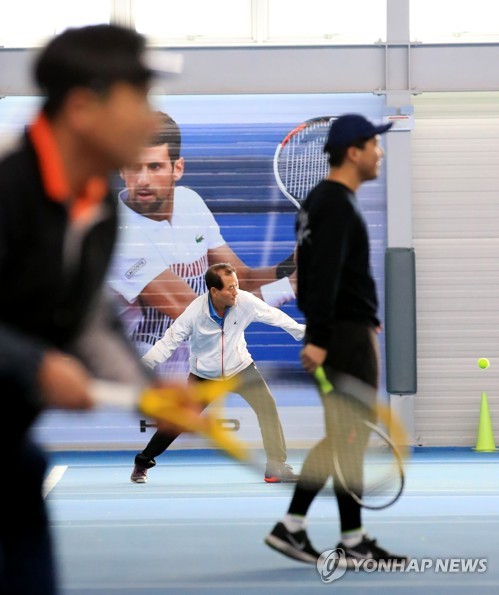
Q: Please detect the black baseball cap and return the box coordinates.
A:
[35,24,182,100]
[324,114,393,153]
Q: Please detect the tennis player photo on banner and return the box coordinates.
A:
[100,95,390,449]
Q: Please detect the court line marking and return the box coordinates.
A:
[47,490,499,498]
[52,584,497,594]
[54,518,499,528]
[43,465,68,499]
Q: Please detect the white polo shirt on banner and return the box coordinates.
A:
[107,186,226,380]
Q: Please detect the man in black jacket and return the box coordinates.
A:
[0,24,178,594]
[265,114,408,568]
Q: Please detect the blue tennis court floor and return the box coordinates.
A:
[44,449,499,594]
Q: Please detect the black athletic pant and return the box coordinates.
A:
[135,362,287,467]
[287,321,379,533]
[1,441,57,594]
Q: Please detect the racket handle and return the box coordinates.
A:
[314,366,334,394]
[89,380,140,409]
[89,375,237,409]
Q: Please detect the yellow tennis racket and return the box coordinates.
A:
[90,376,249,462]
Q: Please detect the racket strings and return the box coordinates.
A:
[330,396,371,494]
[322,390,407,510]
[278,119,331,201]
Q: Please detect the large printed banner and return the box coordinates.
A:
[0,93,389,447]
[107,93,389,381]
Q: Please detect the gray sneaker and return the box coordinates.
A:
[130,464,148,483]
[264,462,299,483]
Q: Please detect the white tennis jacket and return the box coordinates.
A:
[142,290,305,379]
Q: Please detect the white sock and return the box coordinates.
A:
[341,528,364,547]
[283,514,306,533]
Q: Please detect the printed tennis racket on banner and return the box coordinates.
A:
[273,116,335,209]
[313,367,408,510]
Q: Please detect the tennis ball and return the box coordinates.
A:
[478,358,490,370]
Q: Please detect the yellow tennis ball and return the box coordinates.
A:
[478,358,490,369]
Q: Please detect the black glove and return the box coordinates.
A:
[276,253,296,279]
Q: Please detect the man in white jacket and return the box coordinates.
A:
[131,262,305,484]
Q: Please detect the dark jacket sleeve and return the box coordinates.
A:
[301,197,353,349]
[0,198,47,438]
[0,324,47,430]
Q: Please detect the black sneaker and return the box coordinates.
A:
[264,522,320,564]
[336,536,409,569]
[264,462,299,483]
